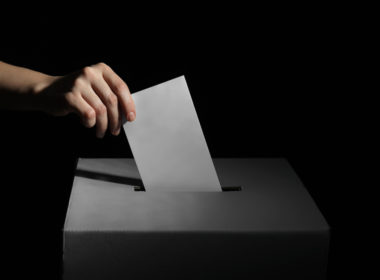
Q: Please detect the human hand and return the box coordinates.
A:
[35,62,135,138]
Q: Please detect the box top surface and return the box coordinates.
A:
[64,158,328,233]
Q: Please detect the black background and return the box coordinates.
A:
[0,6,365,279]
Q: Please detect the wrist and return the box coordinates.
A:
[28,75,59,113]
[30,75,57,96]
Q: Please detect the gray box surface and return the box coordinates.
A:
[63,158,329,280]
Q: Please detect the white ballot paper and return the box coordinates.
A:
[123,76,221,191]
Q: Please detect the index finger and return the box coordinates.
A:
[95,62,136,122]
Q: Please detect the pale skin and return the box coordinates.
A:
[0,61,136,138]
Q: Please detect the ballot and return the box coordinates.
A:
[123,76,221,191]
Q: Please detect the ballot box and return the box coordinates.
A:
[63,158,329,280]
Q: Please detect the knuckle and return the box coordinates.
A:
[83,110,96,128]
[65,92,77,106]
[115,81,127,95]
[84,108,96,121]
[64,92,74,103]
[73,77,85,89]
[82,66,95,78]
[94,103,107,115]
[107,93,118,106]
[96,62,109,70]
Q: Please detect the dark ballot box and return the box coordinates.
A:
[63,158,329,280]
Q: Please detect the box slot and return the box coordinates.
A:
[76,169,144,190]
[75,170,241,192]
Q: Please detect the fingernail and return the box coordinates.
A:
[127,112,135,122]
[96,131,105,138]
[113,128,120,136]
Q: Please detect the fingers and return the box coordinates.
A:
[95,62,136,122]
[90,76,121,136]
[81,86,108,138]
[66,92,96,128]
[66,63,133,138]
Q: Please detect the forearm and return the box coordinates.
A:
[0,61,53,111]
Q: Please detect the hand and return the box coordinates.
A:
[35,62,135,138]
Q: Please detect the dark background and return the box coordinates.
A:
[0,7,364,279]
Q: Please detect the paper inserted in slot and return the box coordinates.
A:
[123,76,221,191]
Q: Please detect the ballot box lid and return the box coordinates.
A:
[64,158,329,233]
